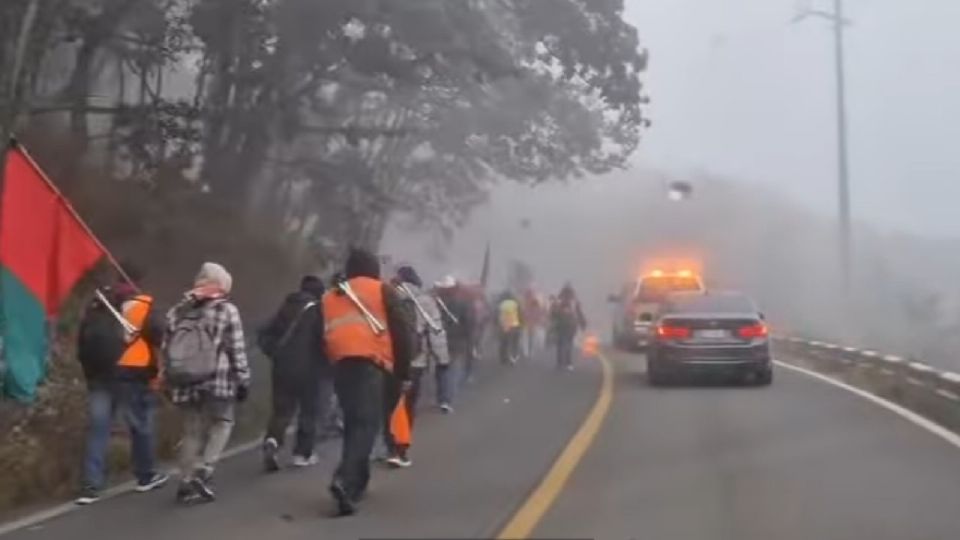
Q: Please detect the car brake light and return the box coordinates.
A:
[656,324,691,340]
[737,323,768,339]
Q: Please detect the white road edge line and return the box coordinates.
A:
[775,360,960,450]
[0,438,263,537]
[935,389,960,402]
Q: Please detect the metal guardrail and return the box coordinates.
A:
[776,337,960,431]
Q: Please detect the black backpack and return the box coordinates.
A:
[77,293,126,381]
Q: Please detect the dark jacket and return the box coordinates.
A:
[437,289,475,346]
[78,285,162,385]
[551,297,586,337]
[77,291,125,385]
[383,283,415,381]
[259,290,327,382]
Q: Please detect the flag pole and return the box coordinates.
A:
[6,140,137,288]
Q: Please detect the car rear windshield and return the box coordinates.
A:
[663,293,757,314]
[635,276,702,302]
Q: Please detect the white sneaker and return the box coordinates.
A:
[135,472,169,493]
[386,455,413,468]
[439,403,454,414]
[291,454,319,467]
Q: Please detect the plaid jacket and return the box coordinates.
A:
[164,297,251,404]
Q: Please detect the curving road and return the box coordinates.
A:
[3,349,960,540]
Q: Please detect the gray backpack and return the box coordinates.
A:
[164,301,221,386]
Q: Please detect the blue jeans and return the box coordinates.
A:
[82,380,157,490]
[435,364,453,405]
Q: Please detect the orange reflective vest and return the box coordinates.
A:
[117,294,155,370]
[323,277,394,372]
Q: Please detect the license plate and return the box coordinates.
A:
[695,329,729,339]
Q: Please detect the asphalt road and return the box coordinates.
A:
[5,348,960,540]
[1,353,602,540]
[535,351,960,540]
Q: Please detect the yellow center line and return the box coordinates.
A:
[496,353,615,539]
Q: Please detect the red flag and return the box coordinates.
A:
[0,143,105,314]
[0,142,106,401]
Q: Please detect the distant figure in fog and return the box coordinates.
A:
[497,290,523,365]
[550,284,586,371]
[434,276,474,410]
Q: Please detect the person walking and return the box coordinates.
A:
[551,284,586,371]
[522,287,545,359]
[384,265,445,468]
[497,290,523,365]
[75,265,168,505]
[434,276,473,410]
[258,275,329,472]
[164,262,251,504]
[324,248,414,516]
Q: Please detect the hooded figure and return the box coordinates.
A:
[260,275,331,471]
[324,248,415,516]
[166,262,250,504]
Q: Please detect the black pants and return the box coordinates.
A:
[382,367,424,454]
[265,362,327,458]
[499,328,521,364]
[333,359,384,500]
[556,332,575,368]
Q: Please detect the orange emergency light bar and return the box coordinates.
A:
[643,269,697,279]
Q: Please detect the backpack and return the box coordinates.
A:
[163,301,221,386]
[77,294,126,380]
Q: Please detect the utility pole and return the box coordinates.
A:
[794,0,852,289]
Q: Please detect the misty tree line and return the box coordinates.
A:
[0,0,648,270]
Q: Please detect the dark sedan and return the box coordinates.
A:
[647,291,772,386]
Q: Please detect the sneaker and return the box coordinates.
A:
[566,364,575,372]
[74,487,101,506]
[135,472,169,493]
[386,455,412,469]
[291,454,319,468]
[175,483,200,505]
[329,480,356,517]
[439,403,454,414]
[262,438,280,473]
[190,470,216,502]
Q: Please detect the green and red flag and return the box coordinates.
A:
[0,141,106,402]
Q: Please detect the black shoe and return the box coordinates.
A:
[175,483,201,505]
[329,481,356,516]
[190,470,216,502]
[74,487,101,506]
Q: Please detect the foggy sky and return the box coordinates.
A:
[625,0,960,236]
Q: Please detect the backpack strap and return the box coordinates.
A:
[275,301,317,350]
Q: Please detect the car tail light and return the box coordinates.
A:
[737,323,768,339]
[656,324,691,340]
